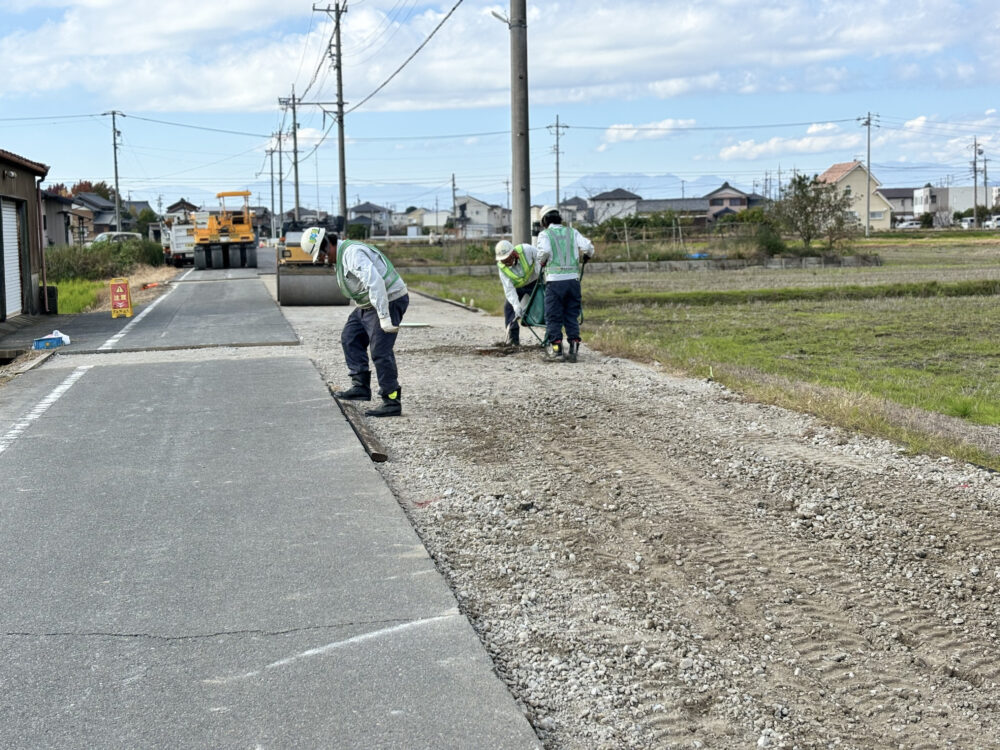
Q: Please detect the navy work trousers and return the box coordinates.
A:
[341,294,409,397]
[544,278,582,344]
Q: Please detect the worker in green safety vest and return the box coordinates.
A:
[494,239,541,345]
[536,206,595,362]
[301,226,409,417]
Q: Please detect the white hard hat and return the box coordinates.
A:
[300,226,326,262]
[539,205,557,222]
[494,239,514,261]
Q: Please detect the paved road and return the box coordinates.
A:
[0,270,539,748]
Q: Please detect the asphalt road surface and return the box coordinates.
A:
[0,270,539,749]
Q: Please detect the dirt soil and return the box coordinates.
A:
[281,290,1000,750]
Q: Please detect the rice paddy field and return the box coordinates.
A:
[403,238,1000,468]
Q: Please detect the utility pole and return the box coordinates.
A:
[104,110,124,231]
[278,87,302,221]
[268,148,276,240]
[277,132,285,229]
[313,2,349,229]
[549,114,568,211]
[983,155,989,216]
[494,2,531,244]
[451,173,458,239]
[861,112,875,238]
[973,137,980,228]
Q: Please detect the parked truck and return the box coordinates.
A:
[192,191,258,270]
[275,219,348,306]
[162,218,196,267]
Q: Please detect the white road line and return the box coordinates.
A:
[0,366,93,456]
[205,612,459,684]
[97,270,189,351]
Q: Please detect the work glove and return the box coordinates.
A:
[513,303,523,319]
[380,316,399,334]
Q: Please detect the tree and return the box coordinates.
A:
[70,180,115,200]
[133,207,158,238]
[770,174,855,251]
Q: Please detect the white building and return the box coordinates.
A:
[588,189,641,224]
[913,186,976,226]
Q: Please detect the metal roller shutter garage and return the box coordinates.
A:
[1,199,22,318]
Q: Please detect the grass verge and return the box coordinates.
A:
[407,269,1000,470]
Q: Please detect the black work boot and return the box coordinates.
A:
[334,372,371,401]
[546,340,564,361]
[365,387,402,417]
[567,340,580,363]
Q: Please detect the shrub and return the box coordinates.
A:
[45,239,163,282]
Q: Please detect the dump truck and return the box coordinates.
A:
[192,191,258,270]
[275,219,348,306]
[162,219,196,267]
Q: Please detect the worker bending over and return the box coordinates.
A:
[300,227,409,417]
[494,239,541,346]
[535,206,595,362]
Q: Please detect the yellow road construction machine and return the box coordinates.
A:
[275,220,348,306]
[192,191,258,270]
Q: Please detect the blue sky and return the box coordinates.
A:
[1,0,998,215]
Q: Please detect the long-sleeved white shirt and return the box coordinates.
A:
[498,243,541,312]
[536,225,595,282]
[336,240,408,319]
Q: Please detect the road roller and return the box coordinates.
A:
[276,221,350,306]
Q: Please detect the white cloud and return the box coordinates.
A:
[597,118,697,152]
[807,122,840,134]
[0,0,995,113]
[719,132,863,161]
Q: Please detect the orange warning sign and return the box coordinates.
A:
[110,277,133,318]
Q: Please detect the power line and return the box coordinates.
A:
[566,117,859,133]
[124,114,270,138]
[345,0,465,116]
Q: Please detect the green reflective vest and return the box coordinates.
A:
[336,240,401,307]
[497,244,535,288]
[543,226,580,276]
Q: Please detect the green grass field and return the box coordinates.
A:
[403,242,1000,468]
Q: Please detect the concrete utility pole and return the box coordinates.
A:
[313,2,349,228]
[973,137,980,229]
[861,113,874,238]
[451,173,458,239]
[983,155,989,215]
[104,110,124,231]
[278,87,302,221]
[277,133,284,228]
[268,148,276,240]
[494,2,531,245]
[549,115,568,212]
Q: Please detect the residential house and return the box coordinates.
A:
[817,161,893,231]
[878,188,918,225]
[588,189,641,224]
[41,190,92,246]
[1,148,50,319]
[704,182,752,221]
[554,196,591,225]
[913,185,977,226]
[636,198,709,224]
[349,202,390,235]
[249,205,274,239]
[453,195,506,238]
[166,198,198,218]
[416,209,451,232]
[74,191,122,235]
